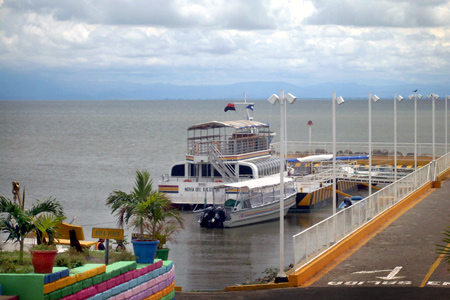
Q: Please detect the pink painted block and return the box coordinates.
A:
[75,289,88,300]
[131,269,139,279]
[142,265,151,273]
[115,293,125,300]
[148,279,156,288]
[132,286,141,295]
[108,296,118,300]
[85,286,97,298]
[124,270,133,281]
[116,274,125,285]
[106,278,117,289]
[96,281,107,293]
[141,282,150,292]
[124,289,133,298]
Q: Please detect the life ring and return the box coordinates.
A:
[194,143,200,154]
[184,179,192,182]
[215,180,223,183]
[213,141,221,151]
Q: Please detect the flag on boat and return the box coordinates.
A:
[224,103,236,112]
[246,104,254,111]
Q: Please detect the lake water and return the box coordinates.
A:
[0,98,447,290]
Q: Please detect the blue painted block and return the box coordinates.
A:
[111,285,121,296]
[102,289,112,300]
[60,268,70,278]
[129,278,138,288]
[137,275,146,285]
[87,294,103,300]
[48,271,61,283]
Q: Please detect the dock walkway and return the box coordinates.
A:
[177,175,450,299]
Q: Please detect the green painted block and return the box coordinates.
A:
[44,294,50,300]
[82,277,93,289]
[111,268,120,278]
[102,271,112,281]
[61,285,73,298]
[0,273,44,300]
[92,274,103,285]
[49,289,62,300]
[72,281,82,293]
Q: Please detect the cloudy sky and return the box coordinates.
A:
[1,0,450,99]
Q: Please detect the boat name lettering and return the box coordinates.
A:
[184,187,213,192]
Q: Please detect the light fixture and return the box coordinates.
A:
[268,94,280,104]
[267,89,296,281]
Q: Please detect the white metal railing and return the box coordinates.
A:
[274,141,449,159]
[292,158,445,274]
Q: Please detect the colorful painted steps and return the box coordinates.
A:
[0,260,174,300]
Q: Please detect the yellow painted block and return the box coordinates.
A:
[78,271,89,281]
[96,264,106,274]
[86,268,97,278]
[55,277,68,290]
[155,291,162,300]
[43,282,56,294]
[66,275,77,285]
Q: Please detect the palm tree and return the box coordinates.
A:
[106,170,183,240]
[0,183,65,264]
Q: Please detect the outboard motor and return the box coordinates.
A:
[199,206,216,228]
[211,206,227,228]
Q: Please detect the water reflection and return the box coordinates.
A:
[169,209,331,291]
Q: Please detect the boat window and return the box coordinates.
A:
[239,165,253,178]
[171,164,185,177]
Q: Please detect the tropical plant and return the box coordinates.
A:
[436,225,450,271]
[153,219,183,249]
[0,182,65,264]
[106,170,183,241]
[31,213,65,249]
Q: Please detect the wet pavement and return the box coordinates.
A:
[176,177,450,299]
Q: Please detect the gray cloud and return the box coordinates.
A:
[306,0,450,27]
[2,0,276,30]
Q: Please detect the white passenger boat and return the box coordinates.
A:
[193,176,297,228]
[158,102,283,206]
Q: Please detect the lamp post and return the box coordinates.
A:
[408,91,423,170]
[268,90,296,280]
[368,92,380,196]
[394,94,403,182]
[446,94,448,154]
[428,93,439,160]
[308,120,313,154]
[332,92,345,218]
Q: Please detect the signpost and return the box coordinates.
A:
[92,228,124,264]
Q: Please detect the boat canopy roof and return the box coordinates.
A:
[218,175,293,190]
[188,120,269,131]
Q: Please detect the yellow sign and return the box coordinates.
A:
[92,228,124,240]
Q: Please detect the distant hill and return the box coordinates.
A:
[0,70,446,100]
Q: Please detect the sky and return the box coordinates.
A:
[1,0,450,99]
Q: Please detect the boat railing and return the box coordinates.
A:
[188,135,270,156]
[291,154,449,276]
[209,145,238,180]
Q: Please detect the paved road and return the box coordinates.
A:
[310,179,450,288]
[177,178,450,299]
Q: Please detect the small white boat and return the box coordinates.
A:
[194,176,297,228]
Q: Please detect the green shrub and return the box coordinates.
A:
[55,247,87,268]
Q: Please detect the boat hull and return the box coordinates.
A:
[224,193,296,228]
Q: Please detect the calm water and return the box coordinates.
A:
[0,99,447,290]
